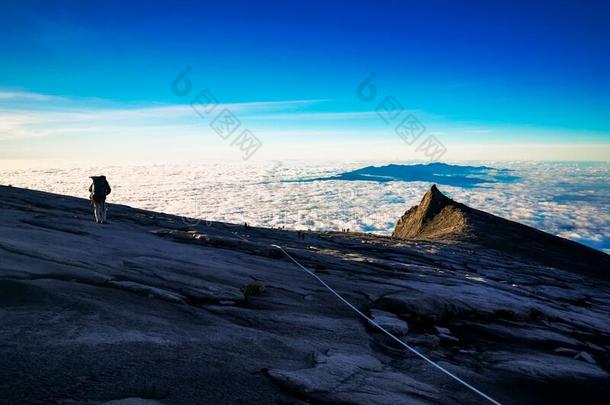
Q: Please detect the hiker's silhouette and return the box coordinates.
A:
[89,176,111,224]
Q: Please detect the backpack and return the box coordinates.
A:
[90,176,110,202]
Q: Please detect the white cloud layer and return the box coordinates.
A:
[1,161,608,253]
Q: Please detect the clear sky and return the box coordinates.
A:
[1,0,609,163]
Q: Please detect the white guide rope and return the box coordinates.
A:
[270,244,502,405]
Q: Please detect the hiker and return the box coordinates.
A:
[89,176,111,224]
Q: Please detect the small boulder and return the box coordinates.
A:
[434,326,451,335]
[439,334,459,346]
[433,325,459,345]
[574,351,596,365]
[369,309,409,336]
[554,347,578,357]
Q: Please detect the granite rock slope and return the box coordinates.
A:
[1,185,610,404]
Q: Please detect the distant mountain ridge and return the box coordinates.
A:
[393,185,610,279]
[286,162,519,188]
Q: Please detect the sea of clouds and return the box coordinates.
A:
[1,161,609,253]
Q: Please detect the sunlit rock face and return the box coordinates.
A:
[393,184,469,239]
[393,184,610,279]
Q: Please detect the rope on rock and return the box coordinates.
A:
[270,243,502,405]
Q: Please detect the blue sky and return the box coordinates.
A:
[1,0,609,162]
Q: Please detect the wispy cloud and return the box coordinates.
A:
[0,90,327,141]
[2,90,609,162]
[0,90,65,101]
[243,111,379,120]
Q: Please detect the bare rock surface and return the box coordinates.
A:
[393,185,610,278]
[268,351,437,404]
[369,309,409,336]
[1,185,610,404]
[490,351,607,380]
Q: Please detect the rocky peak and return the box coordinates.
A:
[418,184,453,216]
[393,184,468,240]
[393,184,610,280]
